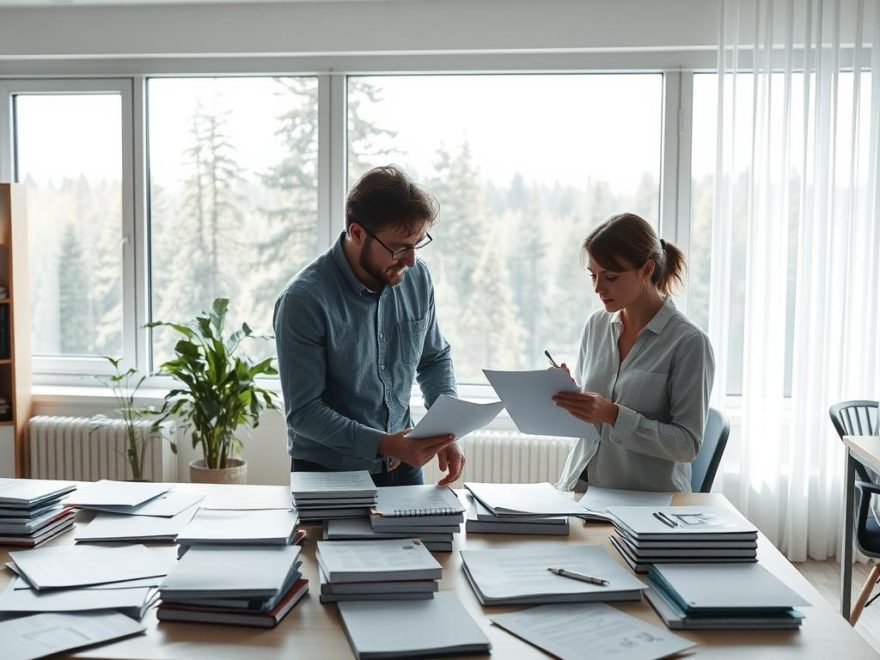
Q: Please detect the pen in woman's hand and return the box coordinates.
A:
[544,350,560,368]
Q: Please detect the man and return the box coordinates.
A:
[274,165,464,486]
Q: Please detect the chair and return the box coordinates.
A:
[691,407,730,493]
[829,400,879,625]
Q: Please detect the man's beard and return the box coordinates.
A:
[358,242,408,288]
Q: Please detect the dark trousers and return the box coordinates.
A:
[291,458,424,487]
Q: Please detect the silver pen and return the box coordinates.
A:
[548,567,609,586]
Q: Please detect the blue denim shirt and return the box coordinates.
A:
[273,232,457,473]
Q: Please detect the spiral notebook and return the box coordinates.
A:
[370,485,465,519]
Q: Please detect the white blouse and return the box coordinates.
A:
[556,297,715,492]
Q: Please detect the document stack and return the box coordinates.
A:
[338,592,491,659]
[462,481,585,537]
[316,538,442,603]
[367,485,464,551]
[0,478,77,547]
[1,544,173,620]
[290,470,377,523]
[460,542,646,605]
[157,545,308,628]
[71,484,205,544]
[464,493,570,536]
[645,563,809,629]
[324,517,454,551]
[606,505,759,574]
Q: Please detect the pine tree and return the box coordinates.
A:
[57,223,92,353]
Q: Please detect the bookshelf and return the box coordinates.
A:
[0,183,31,477]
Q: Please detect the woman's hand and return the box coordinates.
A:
[553,391,619,426]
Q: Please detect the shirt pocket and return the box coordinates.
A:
[619,368,668,417]
[398,317,427,366]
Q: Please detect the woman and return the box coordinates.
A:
[554,212,714,493]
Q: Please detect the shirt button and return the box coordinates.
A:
[379,332,384,339]
[381,365,386,370]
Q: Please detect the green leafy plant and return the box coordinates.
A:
[147,298,280,470]
[93,357,171,481]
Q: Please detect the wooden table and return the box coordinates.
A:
[1,486,875,658]
[841,435,880,620]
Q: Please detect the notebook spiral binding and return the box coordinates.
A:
[392,507,457,517]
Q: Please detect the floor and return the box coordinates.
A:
[796,559,880,653]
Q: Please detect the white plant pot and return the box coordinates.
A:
[188,458,247,485]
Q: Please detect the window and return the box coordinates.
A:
[348,74,662,383]
[147,77,319,365]
[14,90,126,358]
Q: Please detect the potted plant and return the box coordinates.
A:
[148,298,280,484]
[92,356,173,481]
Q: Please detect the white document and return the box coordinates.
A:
[9,544,173,590]
[579,487,674,518]
[337,592,491,659]
[0,611,145,660]
[160,545,302,599]
[81,490,204,518]
[65,480,170,508]
[290,471,377,498]
[196,484,293,510]
[608,505,758,541]
[465,482,587,517]
[406,394,504,440]
[373,485,464,517]
[0,581,155,616]
[176,508,298,545]
[460,543,646,604]
[14,575,162,591]
[484,368,601,439]
[75,505,199,543]
[0,478,76,506]
[491,602,695,660]
[317,539,442,582]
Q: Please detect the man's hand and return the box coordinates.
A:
[378,429,457,467]
[436,442,465,486]
[552,391,619,426]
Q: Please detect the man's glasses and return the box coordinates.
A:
[363,228,433,260]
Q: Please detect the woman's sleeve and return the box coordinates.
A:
[608,330,716,462]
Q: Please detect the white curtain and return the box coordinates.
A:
[711,0,880,561]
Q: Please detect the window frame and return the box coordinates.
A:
[0,56,701,390]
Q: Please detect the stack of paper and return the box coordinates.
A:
[577,486,673,522]
[175,508,300,549]
[465,482,588,517]
[0,478,77,547]
[1,545,173,620]
[368,485,464,551]
[607,505,759,573]
[460,542,646,605]
[65,480,172,510]
[338,592,491,659]
[75,505,201,543]
[645,563,809,629]
[464,493,569,536]
[158,545,307,628]
[324,517,454,548]
[316,538,442,603]
[290,471,377,523]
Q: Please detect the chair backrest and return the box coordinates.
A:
[691,407,730,493]
[829,400,879,483]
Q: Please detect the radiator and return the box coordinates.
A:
[28,416,177,482]
[421,431,575,486]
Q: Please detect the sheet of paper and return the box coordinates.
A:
[81,490,203,517]
[0,580,155,614]
[407,394,504,440]
[74,505,199,542]
[290,471,376,496]
[9,544,173,590]
[465,482,587,516]
[65,480,170,508]
[195,483,293,510]
[1,611,145,660]
[579,487,673,514]
[176,508,298,544]
[491,602,695,660]
[483,368,601,439]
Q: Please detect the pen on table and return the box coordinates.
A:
[653,511,678,528]
[544,350,560,368]
[547,567,608,586]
